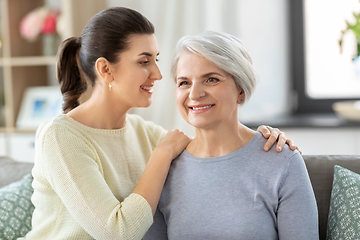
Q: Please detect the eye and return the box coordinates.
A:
[140,60,150,65]
[207,77,219,83]
[177,80,190,87]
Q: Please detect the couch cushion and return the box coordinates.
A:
[326,165,360,239]
[303,155,360,240]
[0,157,33,188]
[0,173,34,240]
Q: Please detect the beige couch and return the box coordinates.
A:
[1,155,360,240]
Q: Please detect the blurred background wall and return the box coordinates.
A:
[105,0,290,136]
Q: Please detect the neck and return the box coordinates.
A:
[67,86,128,129]
[187,121,255,158]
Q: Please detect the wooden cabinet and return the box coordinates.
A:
[0,0,105,133]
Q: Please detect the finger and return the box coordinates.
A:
[257,125,272,138]
[276,132,287,152]
[297,147,303,155]
[286,139,302,154]
[263,131,278,151]
[286,139,297,151]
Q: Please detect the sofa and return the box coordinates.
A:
[1,155,360,240]
[304,155,360,239]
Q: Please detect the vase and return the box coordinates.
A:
[43,34,59,56]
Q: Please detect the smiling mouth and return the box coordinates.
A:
[190,105,215,110]
[141,86,153,92]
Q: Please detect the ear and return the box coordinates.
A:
[237,89,245,104]
[95,57,112,82]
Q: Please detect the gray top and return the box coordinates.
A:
[144,132,319,240]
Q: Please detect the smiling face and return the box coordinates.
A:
[175,52,243,130]
[109,34,162,109]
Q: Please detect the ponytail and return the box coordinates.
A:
[56,37,87,113]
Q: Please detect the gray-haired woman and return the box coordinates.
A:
[144,31,318,240]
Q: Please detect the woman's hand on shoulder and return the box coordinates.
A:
[257,125,302,154]
[155,129,192,161]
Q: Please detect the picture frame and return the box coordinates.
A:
[16,86,63,129]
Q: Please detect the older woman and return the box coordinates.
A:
[144,31,318,239]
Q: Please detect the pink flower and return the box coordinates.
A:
[42,13,57,34]
[19,7,60,42]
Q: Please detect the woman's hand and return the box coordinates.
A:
[257,125,302,154]
[156,129,192,161]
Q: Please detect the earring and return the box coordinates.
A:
[108,82,112,91]
[240,100,244,103]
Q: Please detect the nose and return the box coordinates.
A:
[150,63,163,81]
[189,82,206,100]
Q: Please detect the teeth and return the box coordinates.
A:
[192,105,213,110]
[141,86,153,91]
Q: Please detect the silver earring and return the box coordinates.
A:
[240,100,244,103]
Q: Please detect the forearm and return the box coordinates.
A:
[134,129,190,215]
[133,149,172,215]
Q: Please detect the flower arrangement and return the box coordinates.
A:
[19,6,60,42]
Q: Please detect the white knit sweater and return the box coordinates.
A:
[24,114,167,240]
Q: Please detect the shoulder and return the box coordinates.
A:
[246,132,304,173]
[36,114,68,137]
[35,114,89,144]
[127,114,167,139]
[126,114,163,129]
[250,132,301,159]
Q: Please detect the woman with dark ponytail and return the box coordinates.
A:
[25,7,191,239]
[24,6,298,240]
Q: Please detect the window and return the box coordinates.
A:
[290,0,360,114]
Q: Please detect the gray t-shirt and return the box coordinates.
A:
[144,132,319,240]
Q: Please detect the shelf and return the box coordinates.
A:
[0,56,56,66]
[242,113,360,129]
[0,127,36,134]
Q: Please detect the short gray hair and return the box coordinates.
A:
[171,31,258,102]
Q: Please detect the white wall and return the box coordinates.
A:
[236,0,291,122]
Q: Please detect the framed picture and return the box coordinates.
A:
[16,86,63,129]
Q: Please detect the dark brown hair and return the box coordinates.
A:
[56,7,155,113]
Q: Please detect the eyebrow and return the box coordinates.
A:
[138,52,160,57]
[176,76,188,82]
[201,72,224,78]
[176,72,224,82]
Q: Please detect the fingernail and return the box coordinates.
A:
[264,146,269,151]
[277,146,281,151]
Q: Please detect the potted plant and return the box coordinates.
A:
[339,7,360,77]
[339,9,360,59]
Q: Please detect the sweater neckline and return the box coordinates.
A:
[60,114,129,135]
[182,131,260,162]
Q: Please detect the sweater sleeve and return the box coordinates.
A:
[277,152,319,240]
[37,123,153,240]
